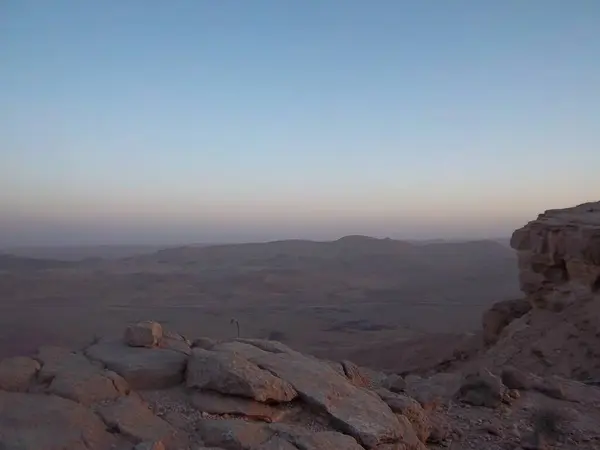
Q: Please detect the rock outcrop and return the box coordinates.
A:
[0,323,431,450]
[511,201,600,309]
[482,298,531,345]
[125,321,164,348]
[479,201,600,380]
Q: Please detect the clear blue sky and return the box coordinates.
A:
[1,1,599,246]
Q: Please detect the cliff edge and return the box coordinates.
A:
[477,201,600,381]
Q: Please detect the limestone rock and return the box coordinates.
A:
[191,390,285,422]
[35,346,94,383]
[0,391,124,449]
[269,423,365,450]
[33,345,129,404]
[125,321,163,348]
[0,356,40,392]
[191,337,217,350]
[341,360,370,388]
[376,389,431,443]
[382,415,429,450]
[427,412,452,444]
[186,348,297,402]
[86,340,188,389]
[404,372,462,410]
[48,367,128,405]
[211,340,408,448]
[158,336,192,355]
[98,395,177,445]
[234,338,301,355]
[502,366,536,390]
[456,369,506,408]
[163,330,190,345]
[134,442,165,450]
[196,419,366,450]
[244,345,405,448]
[482,298,531,345]
[511,201,600,305]
[386,373,407,393]
[196,419,273,449]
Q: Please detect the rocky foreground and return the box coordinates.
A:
[1,201,600,450]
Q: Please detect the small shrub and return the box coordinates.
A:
[230,318,240,338]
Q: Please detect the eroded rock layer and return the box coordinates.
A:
[480,201,600,380]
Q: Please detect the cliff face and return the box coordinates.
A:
[481,201,600,379]
[511,201,600,310]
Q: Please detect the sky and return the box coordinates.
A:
[1,1,599,246]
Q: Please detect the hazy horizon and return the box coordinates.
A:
[2,1,599,247]
[1,234,513,251]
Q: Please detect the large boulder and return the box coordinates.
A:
[376,389,431,443]
[501,366,537,390]
[33,345,129,405]
[404,372,462,410]
[196,419,366,450]
[0,391,125,449]
[125,321,163,348]
[214,341,408,449]
[191,337,217,350]
[196,420,274,449]
[98,396,179,446]
[482,298,531,345]
[35,346,94,383]
[47,368,129,406]
[385,374,407,393]
[269,423,366,450]
[341,360,370,388]
[456,369,506,408]
[186,348,297,402]
[191,391,285,422]
[0,356,40,392]
[86,340,188,389]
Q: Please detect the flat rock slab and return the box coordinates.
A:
[213,340,405,448]
[0,356,40,392]
[33,345,129,405]
[48,368,128,406]
[186,348,297,402]
[98,395,178,445]
[247,350,403,448]
[270,423,365,450]
[197,419,364,450]
[0,391,124,450]
[197,419,273,449]
[191,391,285,422]
[86,340,188,389]
[36,346,98,382]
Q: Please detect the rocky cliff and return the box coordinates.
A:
[511,201,600,310]
[478,201,600,380]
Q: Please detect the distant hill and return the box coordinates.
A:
[117,235,515,272]
[0,254,74,272]
[2,245,177,261]
[0,234,520,363]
